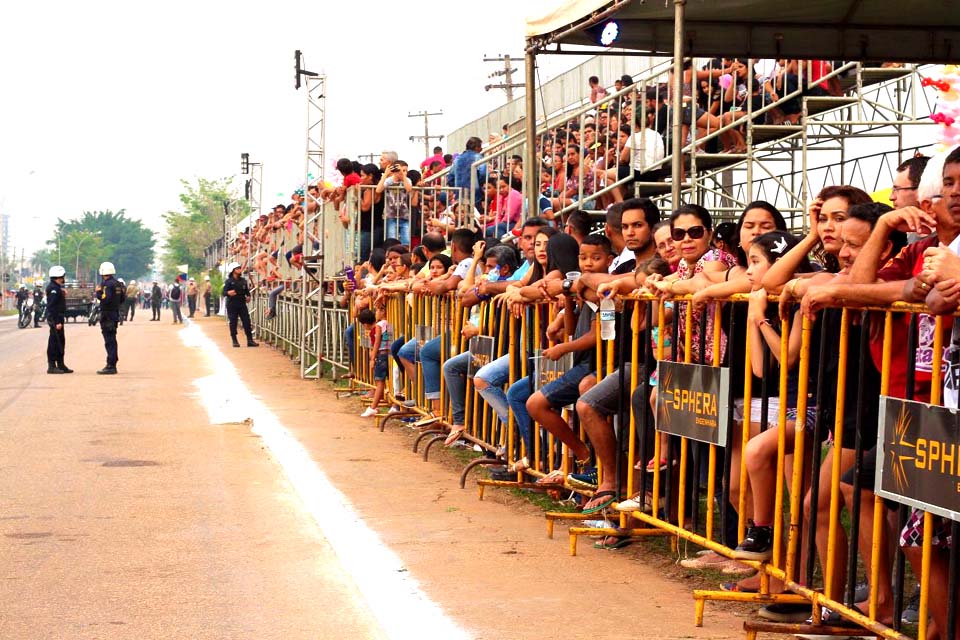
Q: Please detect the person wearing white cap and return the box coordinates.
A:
[186,277,199,318]
[124,279,140,322]
[201,274,213,316]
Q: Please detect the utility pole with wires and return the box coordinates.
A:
[484,54,524,101]
[408,110,443,159]
[357,152,379,165]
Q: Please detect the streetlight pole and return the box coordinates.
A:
[75,231,98,282]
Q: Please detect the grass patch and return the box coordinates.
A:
[0,310,17,316]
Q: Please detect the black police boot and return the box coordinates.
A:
[246,336,259,347]
[47,362,65,374]
[232,336,241,348]
[97,366,118,375]
[57,361,74,374]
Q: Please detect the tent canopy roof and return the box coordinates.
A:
[526,0,960,63]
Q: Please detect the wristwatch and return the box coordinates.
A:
[561,279,574,296]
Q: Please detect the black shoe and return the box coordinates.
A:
[247,339,259,347]
[47,365,65,374]
[97,366,118,375]
[57,362,74,374]
[731,521,773,561]
[232,337,241,348]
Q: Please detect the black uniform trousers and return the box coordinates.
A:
[47,320,65,365]
[151,302,161,320]
[227,303,253,339]
[204,293,213,316]
[125,299,136,321]
[101,318,119,366]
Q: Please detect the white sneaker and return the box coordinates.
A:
[387,405,401,415]
[360,407,377,418]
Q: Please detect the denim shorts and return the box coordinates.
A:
[373,353,388,382]
[540,363,595,409]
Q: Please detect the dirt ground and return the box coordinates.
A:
[198,316,748,640]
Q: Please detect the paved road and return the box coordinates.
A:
[0,316,384,639]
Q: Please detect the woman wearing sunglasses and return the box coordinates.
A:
[646,204,737,363]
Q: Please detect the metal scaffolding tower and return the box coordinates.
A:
[297,53,327,379]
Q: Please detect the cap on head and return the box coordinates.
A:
[49,265,66,278]
[99,261,116,276]
[204,275,210,281]
[227,261,241,272]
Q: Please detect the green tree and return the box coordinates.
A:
[162,177,247,281]
[44,210,156,282]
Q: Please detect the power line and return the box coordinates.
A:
[408,110,443,159]
[483,54,524,101]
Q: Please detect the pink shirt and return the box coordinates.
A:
[420,153,445,170]
[491,189,522,226]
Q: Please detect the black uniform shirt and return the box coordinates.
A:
[45,281,66,324]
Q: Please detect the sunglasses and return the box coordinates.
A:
[671,225,707,241]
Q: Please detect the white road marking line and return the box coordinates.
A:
[180,323,469,640]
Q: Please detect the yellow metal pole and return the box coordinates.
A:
[772,313,790,568]
[824,308,849,601]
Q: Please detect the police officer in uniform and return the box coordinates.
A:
[32,283,44,327]
[45,266,72,374]
[223,262,258,348]
[150,281,162,320]
[96,261,124,374]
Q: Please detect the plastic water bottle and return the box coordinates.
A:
[600,295,616,340]
[487,266,500,282]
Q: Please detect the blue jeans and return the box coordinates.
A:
[475,355,511,419]
[442,351,471,425]
[484,223,509,239]
[475,354,533,455]
[345,322,355,367]
[385,218,410,245]
[398,335,442,400]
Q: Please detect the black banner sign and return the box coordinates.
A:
[467,336,496,378]
[414,324,435,359]
[533,350,574,392]
[876,396,960,521]
[655,361,730,446]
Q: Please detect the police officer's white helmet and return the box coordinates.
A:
[99,261,116,276]
[131,279,137,285]
[204,275,210,281]
[227,262,241,272]
[49,266,66,278]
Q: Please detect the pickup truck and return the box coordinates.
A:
[62,282,97,320]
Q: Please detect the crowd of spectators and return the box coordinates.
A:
[332,143,960,635]
[231,61,955,636]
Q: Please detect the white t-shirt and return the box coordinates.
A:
[609,246,636,273]
[452,257,474,280]
[625,129,666,171]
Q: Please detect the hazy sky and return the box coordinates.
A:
[0,0,585,259]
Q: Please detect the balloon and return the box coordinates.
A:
[718,74,733,90]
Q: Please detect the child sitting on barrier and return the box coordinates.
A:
[359,307,392,418]
[521,235,614,478]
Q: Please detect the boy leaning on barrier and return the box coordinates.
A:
[520,235,614,479]
[359,306,393,419]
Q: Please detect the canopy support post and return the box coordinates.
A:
[671,0,686,207]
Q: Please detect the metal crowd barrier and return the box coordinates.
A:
[332,288,957,640]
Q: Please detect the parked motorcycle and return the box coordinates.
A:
[18,298,34,329]
[87,299,101,326]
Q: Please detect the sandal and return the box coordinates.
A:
[443,425,466,446]
[534,469,566,487]
[641,457,670,472]
[582,490,617,515]
[594,535,632,550]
